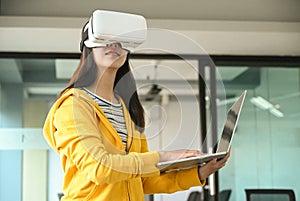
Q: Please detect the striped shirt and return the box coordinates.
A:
[82,88,128,149]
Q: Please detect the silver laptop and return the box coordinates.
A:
[157,90,247,173]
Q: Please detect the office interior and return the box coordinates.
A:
[0,1,300,201]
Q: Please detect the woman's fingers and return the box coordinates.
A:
[172,149,201,160]
[158,149,203,162]
[217,152,230,165]
[182,150,202,158]
[204,152,230,170]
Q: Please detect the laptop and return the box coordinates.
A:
[157,90,247,173]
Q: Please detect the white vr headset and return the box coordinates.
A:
[80,10,147,52]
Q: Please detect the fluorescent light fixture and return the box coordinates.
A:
[250,96,284,118]
[270,108,284,118]
[250,96,273,110]
[217,97,239,106]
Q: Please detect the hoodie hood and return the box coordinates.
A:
[43,88,103,153]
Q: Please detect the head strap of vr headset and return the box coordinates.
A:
[80,22,89,52]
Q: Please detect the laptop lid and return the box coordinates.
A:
[216,90,247,153]
[157,90,247,172]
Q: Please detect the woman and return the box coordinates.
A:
[43,20,230,201]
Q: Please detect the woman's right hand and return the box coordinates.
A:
[158,149,203,162]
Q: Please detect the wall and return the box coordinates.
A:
[48,149,64,201]
[0,84,23,127]
[23,100,49,201]
[0,84,23,201]
[144,96,203,201]
[0,96,50,201]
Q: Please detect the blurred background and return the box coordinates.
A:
[0,1,300,201]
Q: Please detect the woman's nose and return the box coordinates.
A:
[106,43,122,49]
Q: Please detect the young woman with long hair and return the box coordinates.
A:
[43,15,230,201]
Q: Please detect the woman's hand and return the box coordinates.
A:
[198,151,230,181]
[158,149,203,162]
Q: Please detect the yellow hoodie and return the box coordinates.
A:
[43,88,205,201]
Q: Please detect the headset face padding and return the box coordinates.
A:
[80,10,147,52]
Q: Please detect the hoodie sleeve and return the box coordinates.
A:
[47,94,160,185]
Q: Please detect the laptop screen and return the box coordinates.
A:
[216,91,246,153]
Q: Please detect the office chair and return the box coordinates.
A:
[245,189,296,201]
[187,191,202,201]
[219,189,232,201]
[57,193,64,201]
[207,189,232,201]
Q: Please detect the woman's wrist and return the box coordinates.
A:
[198,166,207,181]
[197,166,202,181]
[158,151,165,162]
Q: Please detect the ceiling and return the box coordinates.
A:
[1,0,300,22]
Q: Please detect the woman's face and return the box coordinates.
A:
[92,43,129,70]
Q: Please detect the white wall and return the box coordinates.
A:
[48,149,64,201]
[144,96,203,201]
[23,150,47,201]
[23,100,49,201]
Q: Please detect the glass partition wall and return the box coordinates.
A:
[217,66,300,201]
[0,54,299,201]
[0,57,61,201]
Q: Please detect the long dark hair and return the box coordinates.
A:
[59,47,145,132]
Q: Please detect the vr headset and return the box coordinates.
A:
[80,10,147,52]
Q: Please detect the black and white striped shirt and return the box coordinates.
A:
[82,88,128,149]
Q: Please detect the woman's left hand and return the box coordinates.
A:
[198,151,230,181]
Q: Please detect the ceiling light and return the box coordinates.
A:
[216,97,239,106]
[250,96,274,110]
[269,108,284,118]
[250,96,284,118]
